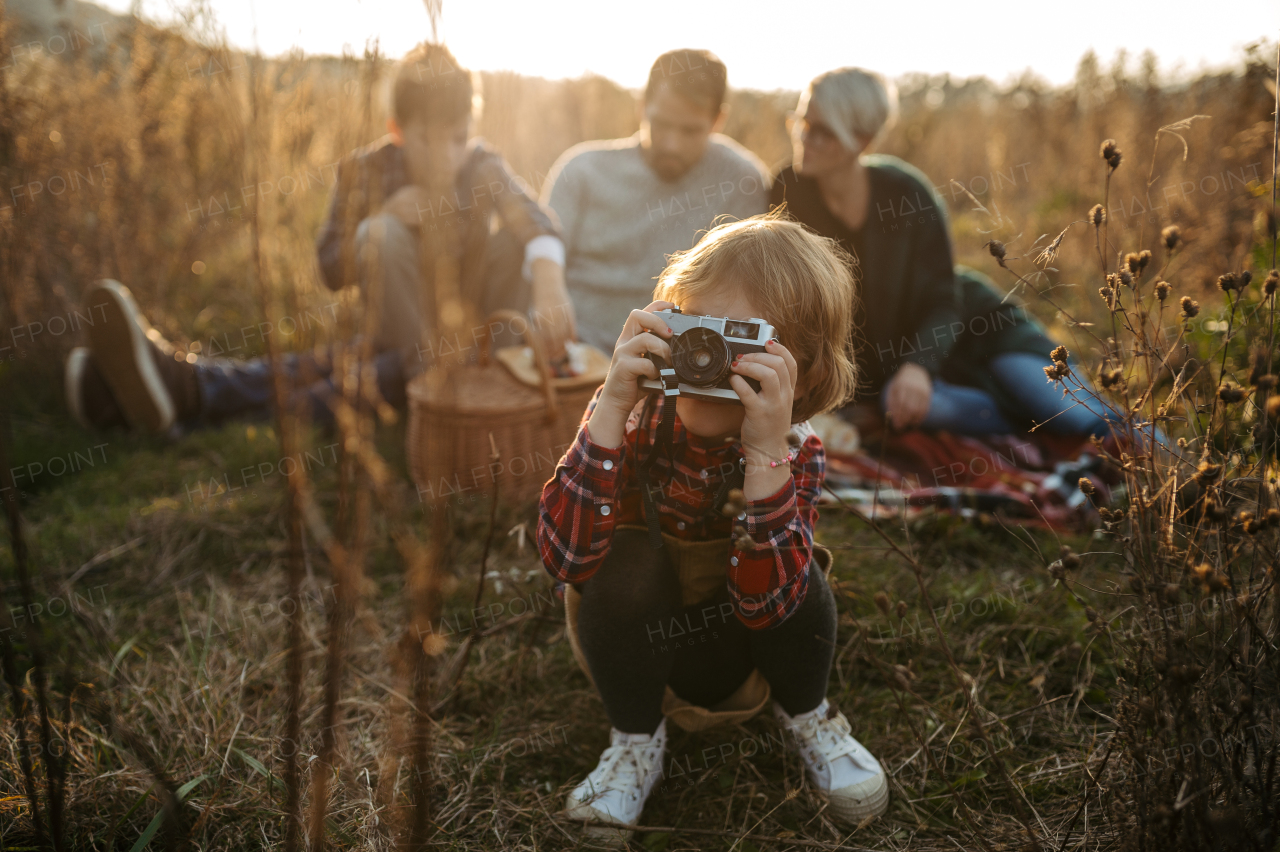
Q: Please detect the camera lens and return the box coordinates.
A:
[671,327,731,386]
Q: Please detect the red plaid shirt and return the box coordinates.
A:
[537,386,825,630]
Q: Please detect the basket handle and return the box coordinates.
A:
[479,309,559,422]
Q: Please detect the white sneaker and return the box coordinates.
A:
[565,718,667,846]
[774,698,889,824]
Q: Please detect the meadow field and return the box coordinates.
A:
[2,4,1280,850]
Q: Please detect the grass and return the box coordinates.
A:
[2,354,1124,849]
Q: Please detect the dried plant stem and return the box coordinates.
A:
[399,186,466,851]
[306,51,385,848]
[243,51,306,851]
[1054,740,1113,852]
[822,484,1033,849]
[553,815,881,851]
[308,521,360,850]
[434,436,501,715]
[864,651,992,847]
[0,375,54,849]
[1258,48,1280,510]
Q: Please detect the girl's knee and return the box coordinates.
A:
[579,536,678,615]
[800,568,838,625]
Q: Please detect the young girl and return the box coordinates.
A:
[537,214,886,842]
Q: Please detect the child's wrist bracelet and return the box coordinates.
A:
[743,443,795,469]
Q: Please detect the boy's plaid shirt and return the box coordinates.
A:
[315,135,559,292]
[537,386,825,630]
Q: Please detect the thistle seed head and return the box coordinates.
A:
[1180,296,1200,318]
[1162,224,1181,251]
[1119,270,1133,288]
[1218,272,1241,292]
[1050,345,1069,364]
[732,524,757,551]
[1059,545,1082,569]
[722,487,748,517]
[1078,476,1096,496]
[1100,139,1118,160]
[1218,382,1245,404]
[1195,462,1223,483]
[1154,280,1171,301]
[1100,139,1123,169]
[987,240,1007,261]
[1090,204,1106,226]
[874,591,891,615]
[1044,362,1069,382]
[1125,252,1142,274]
[1100,367,1124,388]
[1265,269,1279,296]
[1203,498,1228,523]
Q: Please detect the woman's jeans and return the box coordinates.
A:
[882,352,1147,440]
[574,529,838,736]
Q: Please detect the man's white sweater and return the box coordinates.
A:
[541,133,771,352]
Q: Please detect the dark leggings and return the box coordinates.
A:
[575,529,838,735]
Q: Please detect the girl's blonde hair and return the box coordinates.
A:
[653,213,859,423]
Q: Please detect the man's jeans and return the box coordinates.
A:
[190,214,528,430]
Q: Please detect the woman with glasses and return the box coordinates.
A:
[770,68,1126,446]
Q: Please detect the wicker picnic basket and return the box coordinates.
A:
[406,310,608,505]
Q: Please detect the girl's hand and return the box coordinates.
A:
[586,301,675,448]
[730,338,799,499]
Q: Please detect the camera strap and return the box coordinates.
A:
[638,367,679,550]
[636,370,748,550]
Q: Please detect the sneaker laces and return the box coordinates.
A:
[582,730,664,806]
[786,705,879,776]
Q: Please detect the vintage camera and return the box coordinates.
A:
[638,307,775,403]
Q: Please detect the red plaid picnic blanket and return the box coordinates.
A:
[819,428,1110,530]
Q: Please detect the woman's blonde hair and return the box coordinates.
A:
[653,213,859,423]
[799,67,898,152]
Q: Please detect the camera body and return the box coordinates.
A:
[638,307,775,404]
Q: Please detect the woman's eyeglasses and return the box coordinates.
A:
[786,112,839,148]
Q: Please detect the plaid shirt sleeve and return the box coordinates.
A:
[536,387,634,585]
[470,142,561,245]
[728,428,825,630]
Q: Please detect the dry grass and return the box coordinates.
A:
[1,4,1279,850]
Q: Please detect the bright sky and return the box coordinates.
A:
[103,0,1278,90]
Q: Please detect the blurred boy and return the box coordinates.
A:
[65,42,575,434]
